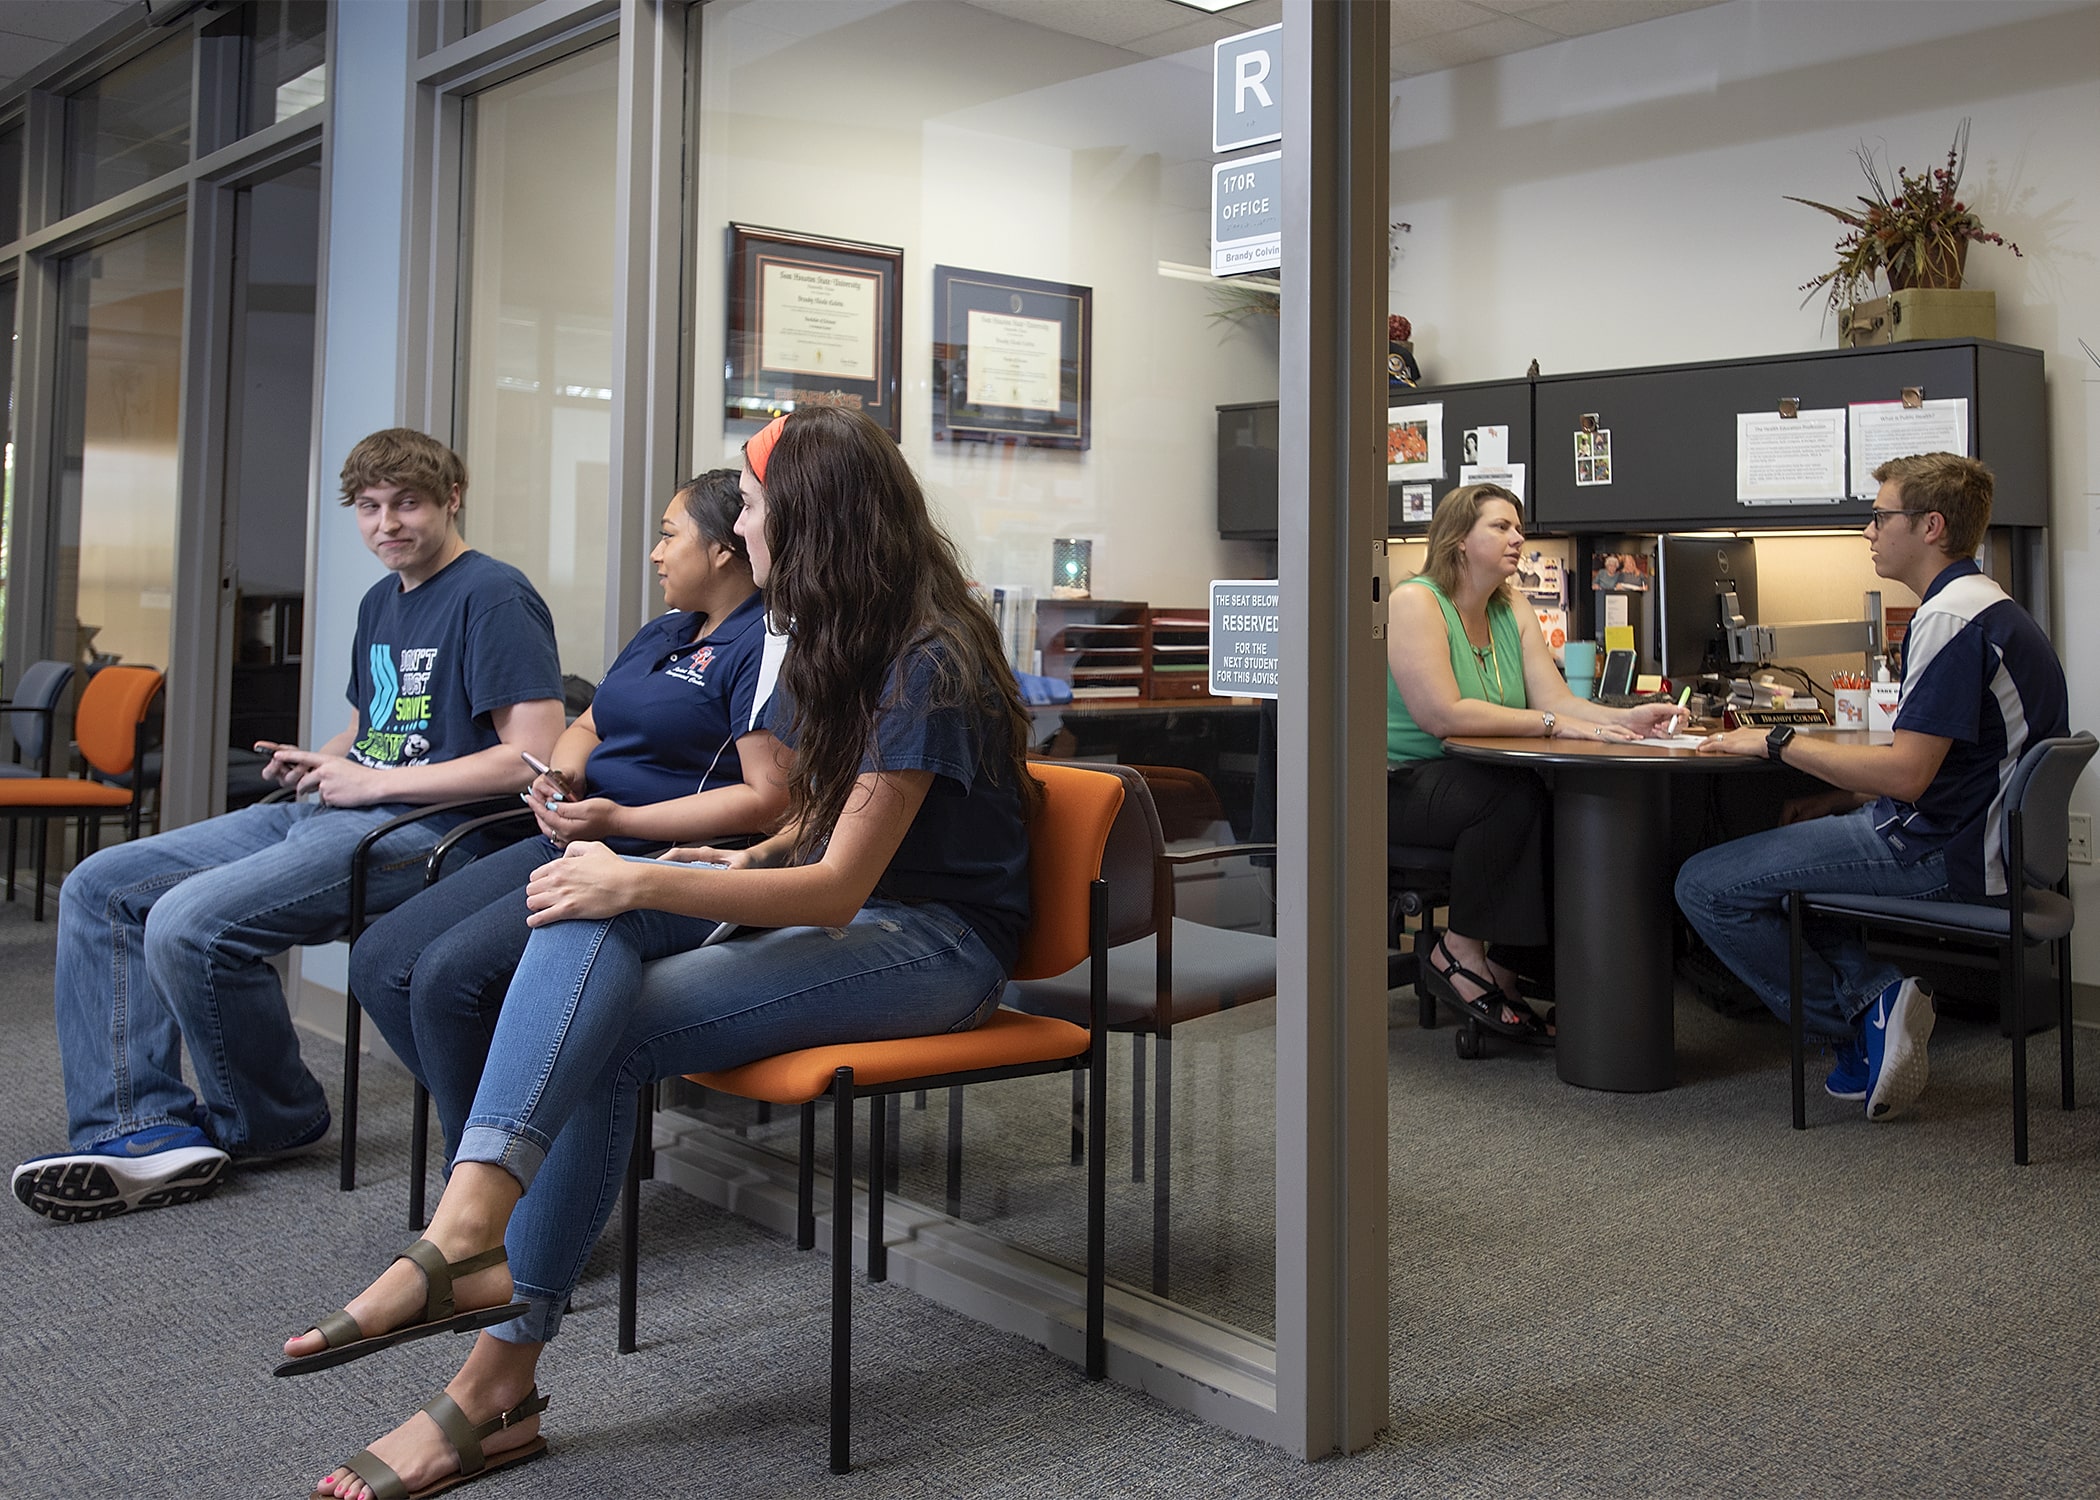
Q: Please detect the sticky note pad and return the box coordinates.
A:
[1604,625,1635,654]
[1636,673,1663,693]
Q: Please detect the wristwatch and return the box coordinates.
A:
[1765,724,1797,760]
[1539,711,1557,739]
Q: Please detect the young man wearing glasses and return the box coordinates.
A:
[1675,453,2068,1123]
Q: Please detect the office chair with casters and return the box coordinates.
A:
[614,761,1123,1475]
[1785,731,2097,1165]
[1388,840,1453,1031]
[1007,761,1275,1297]
[1,661,78,903]
[0,666,161,922]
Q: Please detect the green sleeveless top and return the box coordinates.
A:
[1386,578,1529,764]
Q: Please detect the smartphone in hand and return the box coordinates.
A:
[520,750,569,802]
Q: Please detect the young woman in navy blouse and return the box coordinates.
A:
[287,407,1039,1500]
[348,469,788,1164]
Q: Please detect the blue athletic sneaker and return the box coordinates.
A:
[1825,1036,1870,1101]
[1861,977,1935,1121]
[11,1124,229,1224]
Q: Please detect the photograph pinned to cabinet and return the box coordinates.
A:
[1573,416,1611,486]
[1399,481,1434,524]
[1386,401,1444,481]
[1461,424,1508,467]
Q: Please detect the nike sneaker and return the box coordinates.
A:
[1825,1035,1870,1101]
[1861,976,1935,1121]
[11,1123,229,1223]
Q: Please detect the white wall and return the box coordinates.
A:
[692,0,1277,611]
[1390,0,2100,976]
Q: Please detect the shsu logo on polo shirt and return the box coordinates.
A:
[666,644,716,687]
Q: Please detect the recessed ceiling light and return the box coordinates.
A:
[1165,0,1263,14]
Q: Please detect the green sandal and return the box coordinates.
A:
[275,1239,530,1378]
[311,1388,549,1500]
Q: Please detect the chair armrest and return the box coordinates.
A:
[1158,840,1277,867]
[348,794,528,932]
[426,807,540,885]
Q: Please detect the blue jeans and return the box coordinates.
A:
[1674,806,1951,1040]
[350,835,556,1164]
[454,898,1007,1344]
[53,800,454,1154]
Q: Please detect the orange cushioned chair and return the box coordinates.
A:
[614,760,1124,1475]
[0,665,163,922]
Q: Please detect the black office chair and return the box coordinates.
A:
[401,803,540,1226]
[1784,731,2097,1164]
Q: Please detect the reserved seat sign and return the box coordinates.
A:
[1211,580,1281,700]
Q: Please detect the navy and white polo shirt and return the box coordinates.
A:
[1870,558,2069,899]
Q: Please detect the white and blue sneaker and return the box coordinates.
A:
[11,1124,229,1223]
[1825,1035,1870,1101]
[1861,977,1935,1121]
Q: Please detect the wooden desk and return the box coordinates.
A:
[1444,735,1768,1092]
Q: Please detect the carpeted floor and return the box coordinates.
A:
[3,894,2097,1498]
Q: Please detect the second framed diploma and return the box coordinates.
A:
[727,223,904,439]
[932,265,1092,449]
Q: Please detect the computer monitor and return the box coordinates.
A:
[1659,535,1758,679]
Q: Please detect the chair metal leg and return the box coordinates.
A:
[1086,1032,1107,1379]
[1787,894,1806,1131]
[1069,1065,1084,1165]
[2012,929,2029,1166]
[340,995,363,1190]
[829,1067,855,1475]
[944,1087,964,1218]
[881,1088,900,1194]
[408,1083,431,1229]
[797,1102,817,1251]
[867,1095,888,1283]
[2058,929,2076,1112]
[1130,1031,1146,1183]
[1152,1032,1172,1298]
[619,1086,648,1352]
[641,1080,657,1180]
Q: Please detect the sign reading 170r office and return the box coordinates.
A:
[1211,23,1281,277]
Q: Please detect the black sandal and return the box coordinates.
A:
[1424,934,1549,1039]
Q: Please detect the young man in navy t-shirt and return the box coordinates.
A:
[14,429,566,1224]
[1677,454,2069,1125]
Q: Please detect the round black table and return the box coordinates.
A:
[1443,736,1767,1092]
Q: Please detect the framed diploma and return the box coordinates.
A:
[726,224,904,439]
[932,265,1092,449]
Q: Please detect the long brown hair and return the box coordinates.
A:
[755,406,1040,861]
[1420,483,1522,604]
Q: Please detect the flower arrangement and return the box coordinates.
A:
[1787,119,2021,311]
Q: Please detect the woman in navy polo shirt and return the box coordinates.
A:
[289,406,1038,1498]
[348,469,788,1163]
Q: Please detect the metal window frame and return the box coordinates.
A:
[400,0,677,667]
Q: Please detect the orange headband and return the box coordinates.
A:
[744,416,787,484]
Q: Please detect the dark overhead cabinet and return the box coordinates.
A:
[1386,377,1534,535]
[1530,339,2046,532]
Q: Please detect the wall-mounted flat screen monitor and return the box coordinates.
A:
[1217,400,1279,541]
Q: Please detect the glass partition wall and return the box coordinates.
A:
[672,0,1285,1343]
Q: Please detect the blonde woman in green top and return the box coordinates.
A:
[1387,485,1676,1037]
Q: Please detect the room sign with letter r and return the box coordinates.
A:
[1213,23,1281,152]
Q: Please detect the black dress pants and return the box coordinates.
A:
[1387,756,1550,949]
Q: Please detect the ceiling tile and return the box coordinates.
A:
[0,0,129,45]
[965,0,1182,49]
[1390,14,1557,71]
[1522,0,1728,39]
[1388,0,1505,46]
